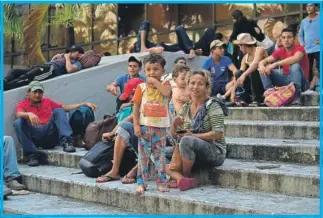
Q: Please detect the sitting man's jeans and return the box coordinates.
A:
[13,108,74,153]
[3,136,22,182]
[260,63,309,97]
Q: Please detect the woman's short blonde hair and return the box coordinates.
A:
[186,69,212,97]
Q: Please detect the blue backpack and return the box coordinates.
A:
[69,106,95,136]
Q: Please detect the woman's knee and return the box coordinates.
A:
[179,136,195,156]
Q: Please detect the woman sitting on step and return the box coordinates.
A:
[166,70,227,191]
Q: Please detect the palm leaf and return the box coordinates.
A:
[4,4,24,39]
[23,4,50,65]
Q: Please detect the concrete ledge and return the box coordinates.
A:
[225,120,320,140]
[227,107,320,121]
[226,137,320,164]
[19,165,319,214]
[4,192,132,214]
[212,159,319,198]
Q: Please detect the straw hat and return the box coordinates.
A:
[233,33,257,45]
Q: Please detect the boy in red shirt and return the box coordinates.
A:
[258,28,309,105]
[14,81,97,166]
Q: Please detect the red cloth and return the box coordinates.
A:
[272,45,309,80]
[15,97,63,125]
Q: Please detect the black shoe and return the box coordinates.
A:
[73,135,84,148]
[37,151,49,165]
[62,140,76,153]
[27,154,40,167]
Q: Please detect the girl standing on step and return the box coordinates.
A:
[132,54,172,194]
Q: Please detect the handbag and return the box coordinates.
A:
[168,144,182,171]
[264,82,296,107]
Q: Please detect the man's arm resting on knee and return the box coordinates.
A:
[62,102,98,112]
[274,52,304,68]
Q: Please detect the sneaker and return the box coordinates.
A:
[4,185,13,199]
[7,179,25,191]
[62,140,76,153]
[27,153,40,167]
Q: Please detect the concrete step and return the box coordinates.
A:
[43,147,319,197]
[225,120,319,140]
[301,92,320,106]
[19,165,319,214]
[226,137,320,164]
[4,192,133,214]
[227,107,319,121]
[211,159,319,198]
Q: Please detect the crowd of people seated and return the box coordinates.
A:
[3,4,320,198]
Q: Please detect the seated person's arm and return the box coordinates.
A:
[102,115,133,140]
[51,53,64,61]
[228,63,239,78]
[15,102,40,126]
[259,55,275,68]
[106,82,119,95]
[243,48,267,77]
[64,53,81,73]
[62,102,97,112]
[240,56,248,72]
[275,51,304,67]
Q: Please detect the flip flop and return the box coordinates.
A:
[177,178,197,191]
[95,175,120,183]
[122,175,136,184]
[167,180,178,188]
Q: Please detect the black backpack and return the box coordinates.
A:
[79,140,137,178]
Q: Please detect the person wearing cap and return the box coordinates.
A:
[4,45,85,91]
[233,33,268,106]
[106,56,145,112]
[14,81,98,166]
[299,3,320,88]
[202,40,239,98]
[229,10,266,69]
[259,28,309,106]
[116,78,145,112]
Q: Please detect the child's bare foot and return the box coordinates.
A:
[157,183,170,192]
[148,46,164,54]
[188,49,196,59]
[136,185,147,195]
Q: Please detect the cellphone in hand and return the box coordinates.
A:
[176,129,187,134]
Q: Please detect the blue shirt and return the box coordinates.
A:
[115,73,146,93]
[47,58,83,76]
[202,56,232,83]
[298,15,320,54]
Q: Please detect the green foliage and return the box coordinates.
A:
[4,4,24,39]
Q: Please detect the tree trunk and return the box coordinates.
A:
[67,20,75,47]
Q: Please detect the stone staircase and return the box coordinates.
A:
[4,106,320,215]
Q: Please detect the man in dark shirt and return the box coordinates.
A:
[4,45,84,91]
